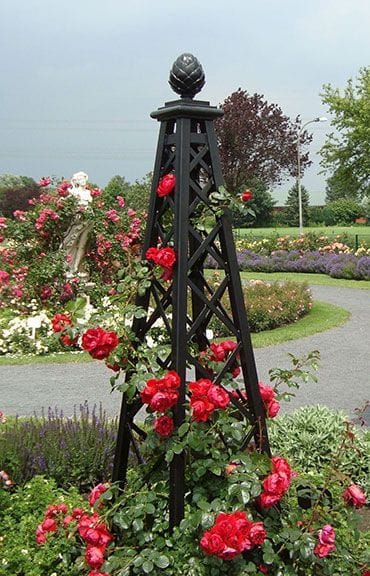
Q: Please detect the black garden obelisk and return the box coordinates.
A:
[112,54,270,530]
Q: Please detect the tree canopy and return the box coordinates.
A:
[320,66,370,199]
[215,89,312,192]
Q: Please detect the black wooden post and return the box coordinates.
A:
[112,54,270,530]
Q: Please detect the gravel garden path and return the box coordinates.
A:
[0,285,369,420]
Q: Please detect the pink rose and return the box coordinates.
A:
[343,484,366,508]
[39,176,51,187]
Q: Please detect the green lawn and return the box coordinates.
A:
[239,271,370,290]
[234,225,370,240]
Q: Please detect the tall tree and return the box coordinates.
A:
[284,183,310,227]
[215,89,312,192]
[320,66,370,198]
[325,165,361,203]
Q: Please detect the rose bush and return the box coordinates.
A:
[26,346,369,575]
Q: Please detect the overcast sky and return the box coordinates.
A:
[0,0,369,204]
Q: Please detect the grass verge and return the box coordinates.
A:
[233,225,370,238]
[251,300,349,348]
[0,351,92,366]
[239,271,370,290]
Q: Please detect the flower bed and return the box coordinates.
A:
[208,276,312,335]
[207,250,370,280]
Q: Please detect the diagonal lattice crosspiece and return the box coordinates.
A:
[112,95,270,530]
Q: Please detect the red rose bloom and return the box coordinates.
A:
[60,333,78,347]
[190,398,215,422]
[200,511,265,560]
[249,522,267,546]
[343,483,366,508]
[51,313,73,333]
[140,371,180,413]
[145,247,160,262]
[81,327,119,360]
[157,173,176,197]
[241,189,252,202]
[41,517,58,532]
[155,247,176,268]
[207,385,230,410]
[259,456,295,508]
[89,482,110,507]
[154,415,174,437]
[85,545,105,569]
[150,391,178,412]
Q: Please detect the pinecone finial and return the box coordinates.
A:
[169,53,205,99]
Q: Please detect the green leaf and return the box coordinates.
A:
[142,560,154,573]
[155,555,170,569]
[132,518,144,532]
[178,422,190,437]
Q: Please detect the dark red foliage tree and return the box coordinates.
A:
[215,89,312,192]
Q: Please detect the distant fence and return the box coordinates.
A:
[232,229,370,250]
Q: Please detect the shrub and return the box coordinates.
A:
[207,277,312,336]
[324,198,363,225]
[0,476,85,576]
[269,405,370,494]
[0,403,117,491]
[0,174,41,216]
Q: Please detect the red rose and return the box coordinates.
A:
[161,266,173,281]
[343,483,366,508]
[88,572,109,576]
[209,343,227,362]
[207,385,230,410]
[271,456,295,482]
[266,400,280,418]
[51,313,72,333]
[249,522,267,546]
[60,333,78,347]
[190,398,215,422]
[41,517,58,532]
[40,286,53,300]
[189,379,213,397]
[81,327,119,360]
[154,415,174,437]
[241,189,252,202]
[146,247,160,262]
[89,482,110,507]
[150,391,178,412]
[85,545,105,569]
[157,173,176,197]
[161,370,180,389]
[200,511,264,561]
[156,247,176,268]
[314,542,335,558]
[200,532,225,556]
[35,525,47,544]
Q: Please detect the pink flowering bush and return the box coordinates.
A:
[0,175,146,312]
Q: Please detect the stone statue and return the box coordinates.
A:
[62,172,93,278]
